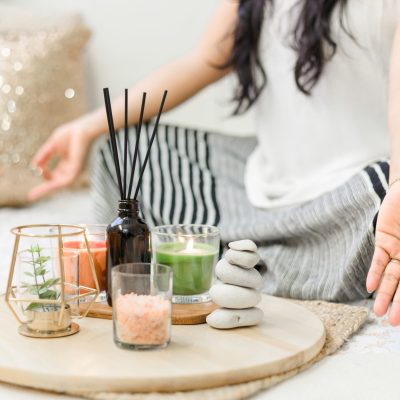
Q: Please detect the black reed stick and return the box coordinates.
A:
[123,88,129,199]
[103,88,124,199]
[127,92,147,200]
[133,90,168,200]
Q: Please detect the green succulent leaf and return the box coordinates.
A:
[22,244,61,308]
[27,287,43,296]
[39,289,58,299]
[34,256,51,265]
[25,302,44,311]
[28,245,42,254]
[34,266,47,276]
[41,278,60,289]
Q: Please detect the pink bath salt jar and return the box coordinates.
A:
[111,262,173,350]
[115,293,171,346]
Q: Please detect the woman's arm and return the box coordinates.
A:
[367,24,400,326]
[83,0,238,141]
[388,26,400,182]
[29,0,238,200]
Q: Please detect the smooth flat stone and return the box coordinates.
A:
[216,259,263,289]
[225,249,260,269]
[210,284,262,309]
[228,240,258,252]
[206,307,264,329]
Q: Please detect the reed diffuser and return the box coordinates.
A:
[103,88,168,306]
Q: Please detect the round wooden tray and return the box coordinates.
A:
[0,295,325,393]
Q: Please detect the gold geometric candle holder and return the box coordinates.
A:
[5,224,99,338]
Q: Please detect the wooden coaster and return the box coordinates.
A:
[86,303,112,320]
[172,302,219,325]
[87,302,218,325]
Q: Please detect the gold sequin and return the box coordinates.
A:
[64,88,75,99]
[2,84,11,94]
[7,100,16,113]
[15,86,23,95]
[1,119,10,131]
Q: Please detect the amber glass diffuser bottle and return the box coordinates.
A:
[106,200,150,305]
[102,88,168,306]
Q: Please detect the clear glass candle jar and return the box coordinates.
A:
[152,225,220,304]
[112,263,172,350]
[63,224,107,302]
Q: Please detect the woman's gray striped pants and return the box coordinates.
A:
[92,123,387,302]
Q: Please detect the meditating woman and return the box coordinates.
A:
[30,0,400,325]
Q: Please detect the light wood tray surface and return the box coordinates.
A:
[0,295,325,393]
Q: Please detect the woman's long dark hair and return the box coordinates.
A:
[226,0,348,114]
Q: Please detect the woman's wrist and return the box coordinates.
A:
[389,177,400,190]
[76,109,108,143]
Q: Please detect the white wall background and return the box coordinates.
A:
[5,0,255,136]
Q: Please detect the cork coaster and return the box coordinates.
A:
[87,302,219,325]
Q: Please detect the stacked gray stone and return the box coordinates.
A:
[207,240,264,329]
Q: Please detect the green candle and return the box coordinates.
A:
[155,242,218,295]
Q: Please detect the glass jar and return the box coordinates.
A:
[152,225,220,304]
[63,224,107,302]
[112,263,172,350]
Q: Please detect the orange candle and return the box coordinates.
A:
[64,241,107,291]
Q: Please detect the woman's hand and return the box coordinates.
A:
[28,120,93,201]
[367,183,400,326]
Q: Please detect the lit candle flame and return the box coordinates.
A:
[186,238,194,252]
[178,237,207,255]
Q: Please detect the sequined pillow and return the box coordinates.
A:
[0,7,90,206]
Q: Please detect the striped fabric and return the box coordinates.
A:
[93,124,220,227]
[91,123,388,302]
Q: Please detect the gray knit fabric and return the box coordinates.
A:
[92,123,388,302]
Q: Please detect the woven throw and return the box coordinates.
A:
[69,300,368,400]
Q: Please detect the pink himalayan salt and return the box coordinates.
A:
[115,293,170,345]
